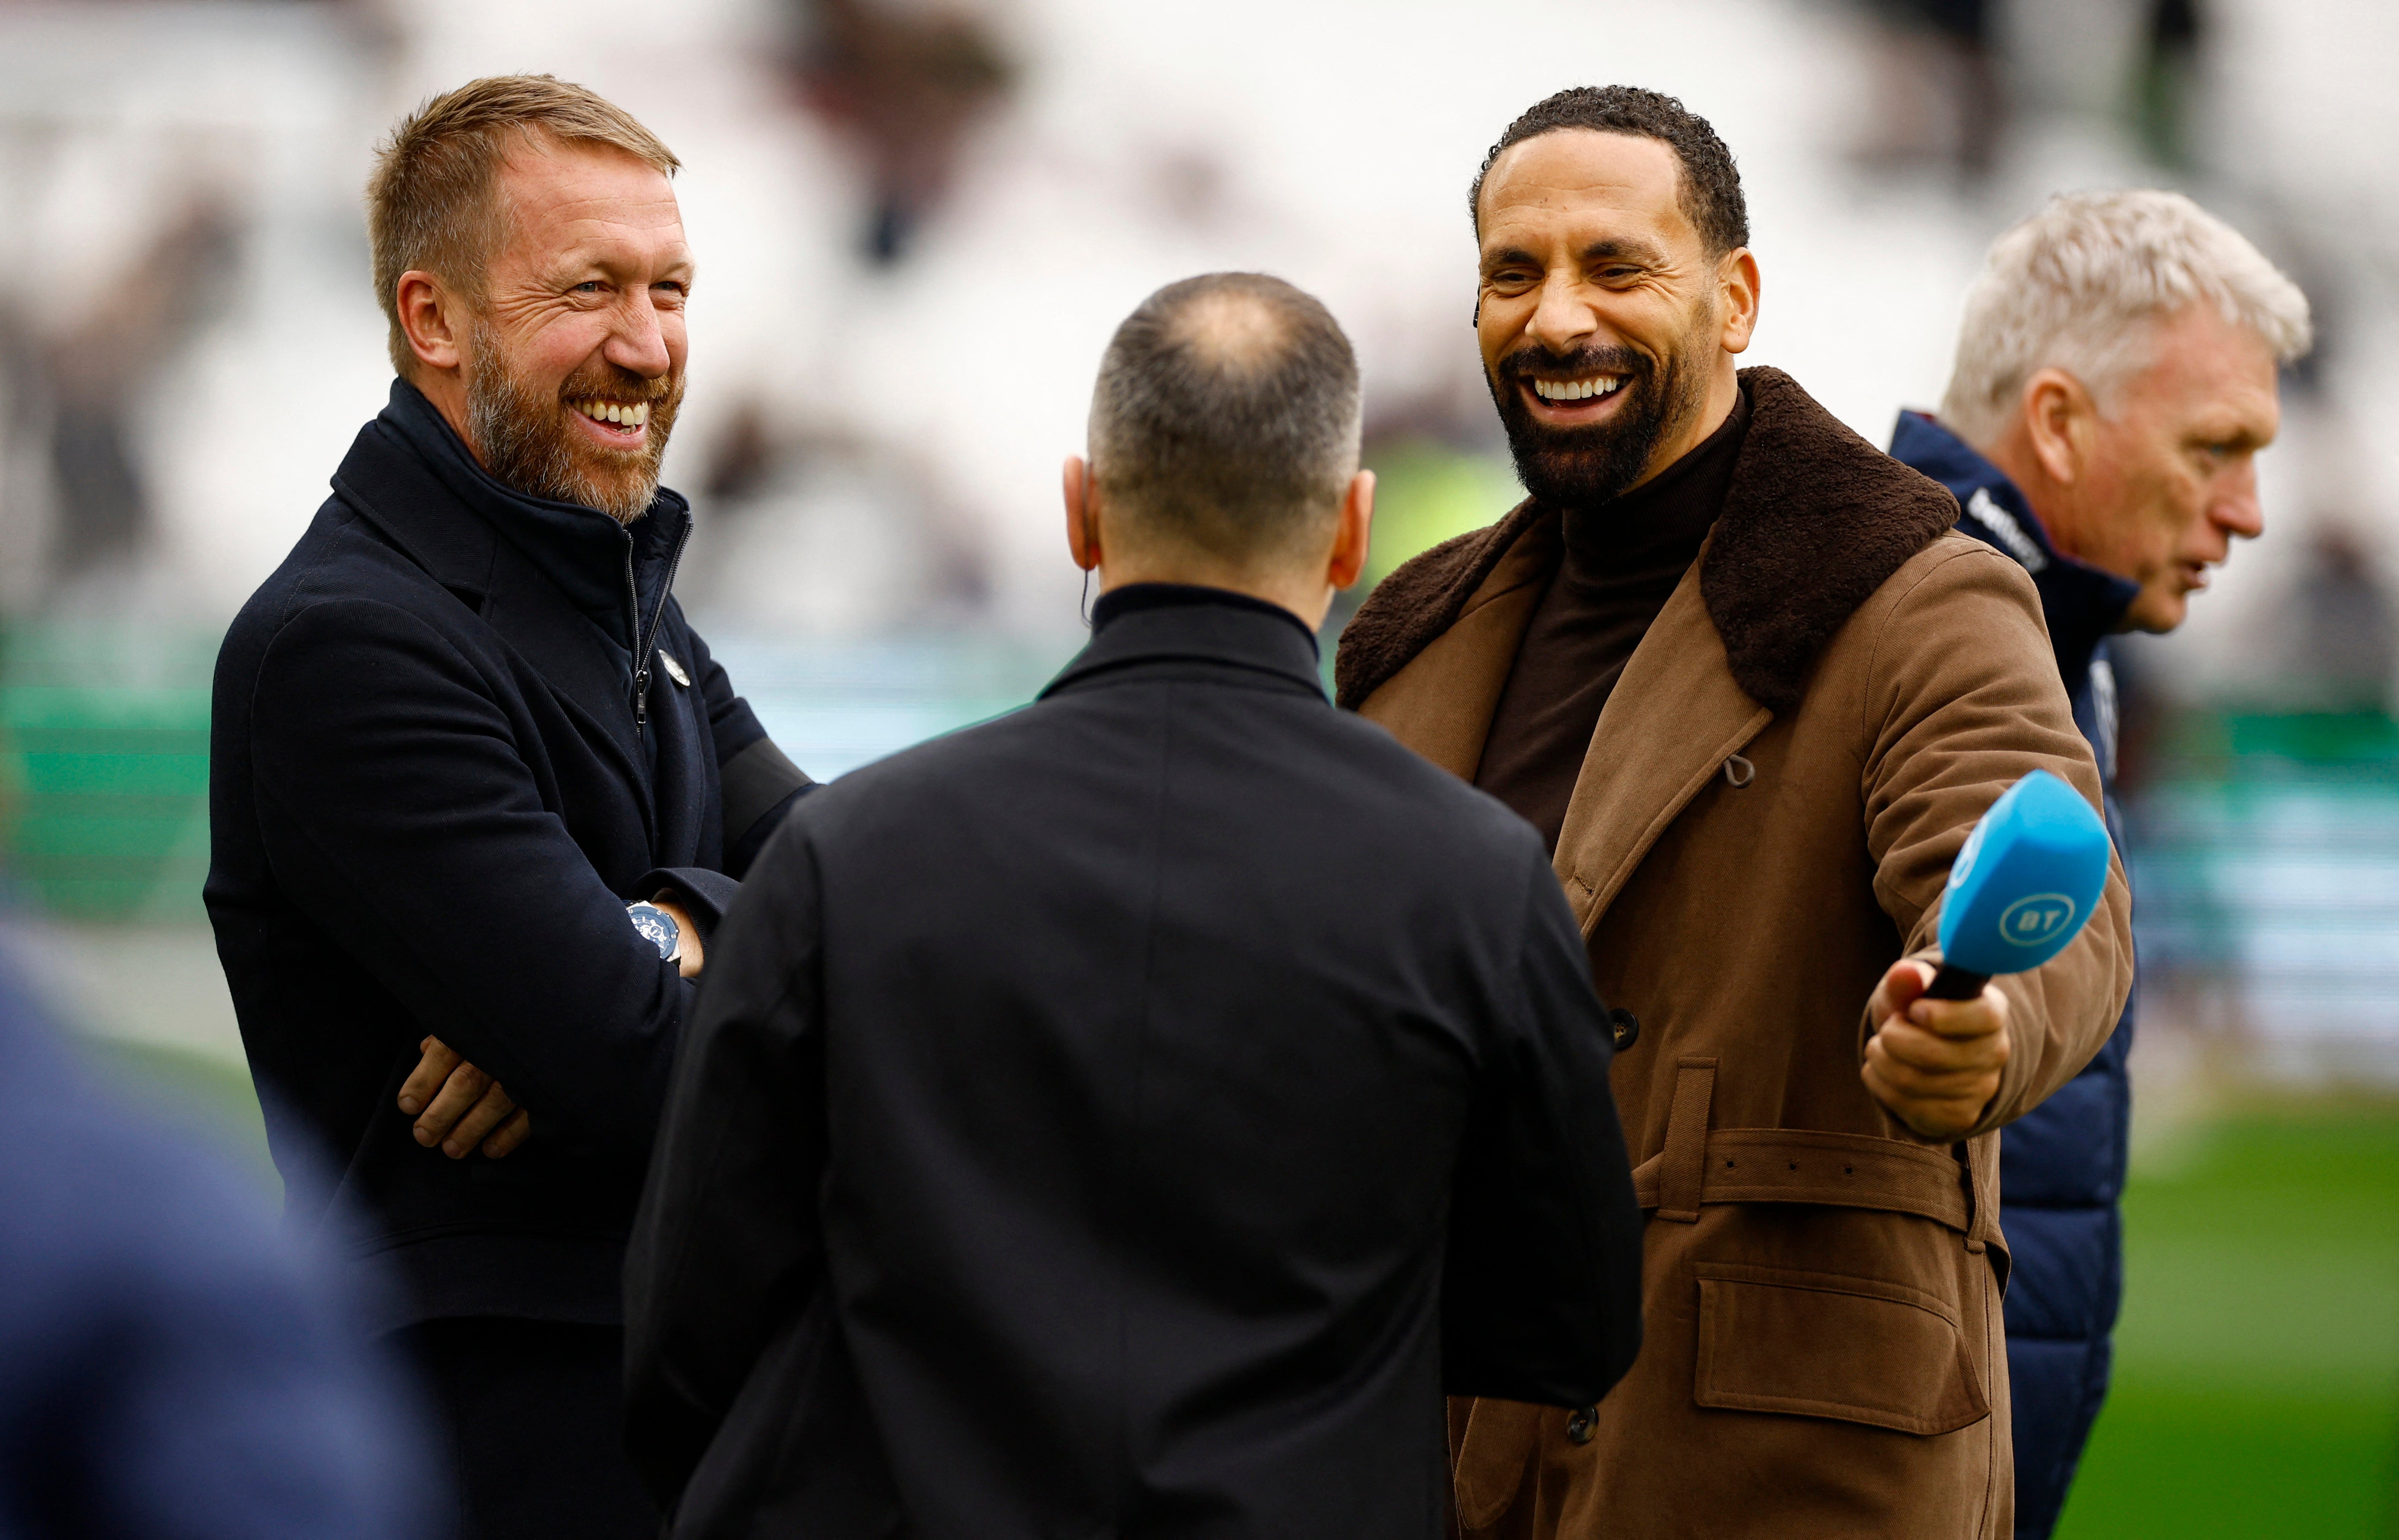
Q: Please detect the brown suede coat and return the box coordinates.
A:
[1337,368,2134,1540]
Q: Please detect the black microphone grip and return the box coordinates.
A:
[1924,963,1989,1001]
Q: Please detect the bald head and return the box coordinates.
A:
[1173,288,1289,366]
[1088,272,1362,573]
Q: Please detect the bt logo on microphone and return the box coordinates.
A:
[1998,893,2078,949]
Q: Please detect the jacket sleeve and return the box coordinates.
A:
[247,598,687,1152]
[623,816,828,1506]
[1441,846,1645,1406]
[1859,545,2136,1137]
[678,618,814,878]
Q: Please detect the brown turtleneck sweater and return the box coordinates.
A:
[1474,386,1753,852]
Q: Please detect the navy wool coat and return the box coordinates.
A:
[207,380,811,1330]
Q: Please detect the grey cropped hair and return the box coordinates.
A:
[1939,190,2312,446]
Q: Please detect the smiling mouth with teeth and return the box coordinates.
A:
[1532,377,1626,402]
[572,399,652,432]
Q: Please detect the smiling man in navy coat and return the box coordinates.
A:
[625,273,1646,1539]
[206,76,811,1538]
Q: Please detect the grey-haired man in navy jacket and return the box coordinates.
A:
[1892,189,2309,1539]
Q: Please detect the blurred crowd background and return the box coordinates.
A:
[0,0,2390,1533]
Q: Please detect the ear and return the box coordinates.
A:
[394,271,468,375]
[2021,369,2096,488]
[1716,247,1761,355]
[1325,469,1376,591]
[1061,455,1100,571]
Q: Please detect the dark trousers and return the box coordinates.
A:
[400,1317,660,1540]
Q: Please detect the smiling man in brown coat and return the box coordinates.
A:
[1336,87,2135,1540]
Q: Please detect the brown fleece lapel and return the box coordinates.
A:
[1352,514,1557,778]
[1335,367,1962,717]
[1333,498,1550,717]
[1699,368,1963,712]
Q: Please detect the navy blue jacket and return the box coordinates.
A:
[0,953,438,1539]
[625,587,1646,1539]
[207,381,811,1332]
[1890,412,2138,1539]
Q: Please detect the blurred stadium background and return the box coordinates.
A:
[0,0,2391,1532]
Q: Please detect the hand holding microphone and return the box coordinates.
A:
[1863,770,2113,1142]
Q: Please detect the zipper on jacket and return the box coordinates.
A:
[628,517,691,740]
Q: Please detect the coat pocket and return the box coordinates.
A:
[1691,1262,1989,1435]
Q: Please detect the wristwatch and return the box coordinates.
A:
[626,901,682,963]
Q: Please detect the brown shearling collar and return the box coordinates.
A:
[1333,366,1962,715]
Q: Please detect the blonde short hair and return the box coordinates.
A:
[367,74,679,376]
[1939,190,2312,447]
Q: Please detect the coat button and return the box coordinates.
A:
[1565,1406,1597,1445]
[1607,1008,1640,1051]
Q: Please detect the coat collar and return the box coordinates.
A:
[1339,367,1956,938]
[340,378,691,653]
[327,395,500,605]
[325,381,699,825]
[1336,366,1961,716]
[1888,411,2137,696]
[1042,584,1326,702]
[1338,516,1557,781]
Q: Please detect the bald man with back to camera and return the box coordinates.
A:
[623,273,1646,1539]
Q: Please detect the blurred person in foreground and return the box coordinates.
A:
[206,75,813,1537]
[624,273,1647,1538]
[1336,87,2133,1539]
[0,954,436,1538]
[1889,189,2311,1539]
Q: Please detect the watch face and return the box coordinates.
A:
[628,904,678,960]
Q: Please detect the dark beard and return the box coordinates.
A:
[1487,340,1705,512]
[464,323,683,524]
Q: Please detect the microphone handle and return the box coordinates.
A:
[1925,963,1990,1001]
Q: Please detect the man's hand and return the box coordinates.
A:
[1861,960,2010,1143]
[397,1036,532,1159]
[653,892,705,980]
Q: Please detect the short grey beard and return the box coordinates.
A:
[462,324,669,525]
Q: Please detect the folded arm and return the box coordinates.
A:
[402,890,706,1159]
[250,599,694,1155]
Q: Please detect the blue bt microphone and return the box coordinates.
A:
[1926,768,2112,1001]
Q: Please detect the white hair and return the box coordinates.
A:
[1939,189,2313,447]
